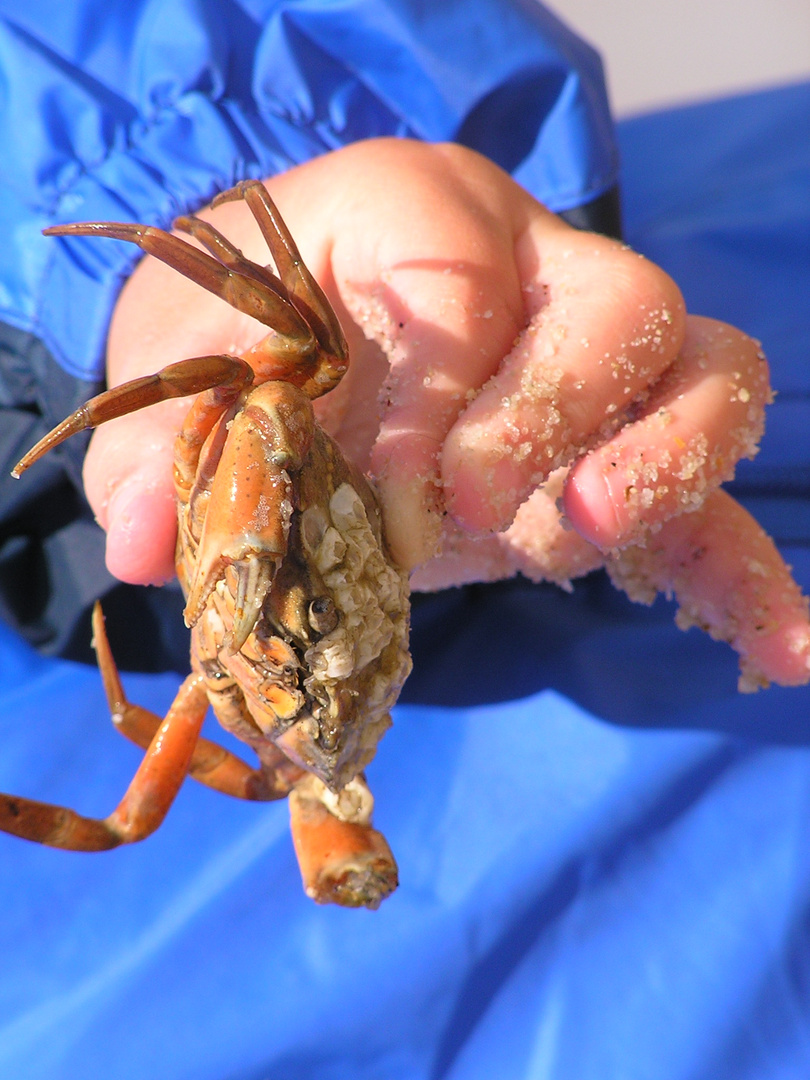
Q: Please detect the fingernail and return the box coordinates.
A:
[105,485,177,584]
[562,468,623,549]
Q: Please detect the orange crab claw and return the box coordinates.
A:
[288,774,398,909]
[184,381,317,651]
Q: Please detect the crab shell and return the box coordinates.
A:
[180,379,412,793]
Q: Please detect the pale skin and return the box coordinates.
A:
[82,138,810,689]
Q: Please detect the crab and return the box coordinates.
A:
[0,181,412,909]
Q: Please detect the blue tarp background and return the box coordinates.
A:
[1,82,809,1079]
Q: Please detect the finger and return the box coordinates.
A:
[341,264,521,569]
[607,488,810,690]
[83,403,184,585]
[326,144,529,569]
[564,316,770,549]
[410,470,604,592]
[442,225,686,533]
[499,471,606,585]
[408,527,515,592]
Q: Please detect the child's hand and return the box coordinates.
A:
[82,138,810,688]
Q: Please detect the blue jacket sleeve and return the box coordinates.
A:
[0,0,617,382]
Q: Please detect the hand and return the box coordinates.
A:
[82,138,810,689]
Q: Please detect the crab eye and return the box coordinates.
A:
[200,660,234,688]
[308,596,338,635]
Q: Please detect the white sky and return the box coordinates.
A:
[545,0,810,115]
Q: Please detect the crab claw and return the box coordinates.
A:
[184,381,316,651]
[288,773,398,909]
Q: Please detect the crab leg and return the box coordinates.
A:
[109,702,287,801]
[172,212,333,393]
[172,212,283,294]
[210,180,348,396]
[91,603,293,801]
[212,181,318,300]
[12,355,252,478]
[44,220,315,358]
[0,672,209,851]
[95,606,398,909]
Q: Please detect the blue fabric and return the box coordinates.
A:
[1,80,810,1080]
[4,620,810,1080]
[0,0,616,381]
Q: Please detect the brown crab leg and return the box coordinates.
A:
[211,181,341,336]
[0,671,209,851]
[44,221,315,357]
[91,603,288,801]
[172,213,283,293]
[210,181,348,396]
[171,212,324,392]
[12,355,252,479]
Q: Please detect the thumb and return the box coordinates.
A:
[83,403,183,585]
